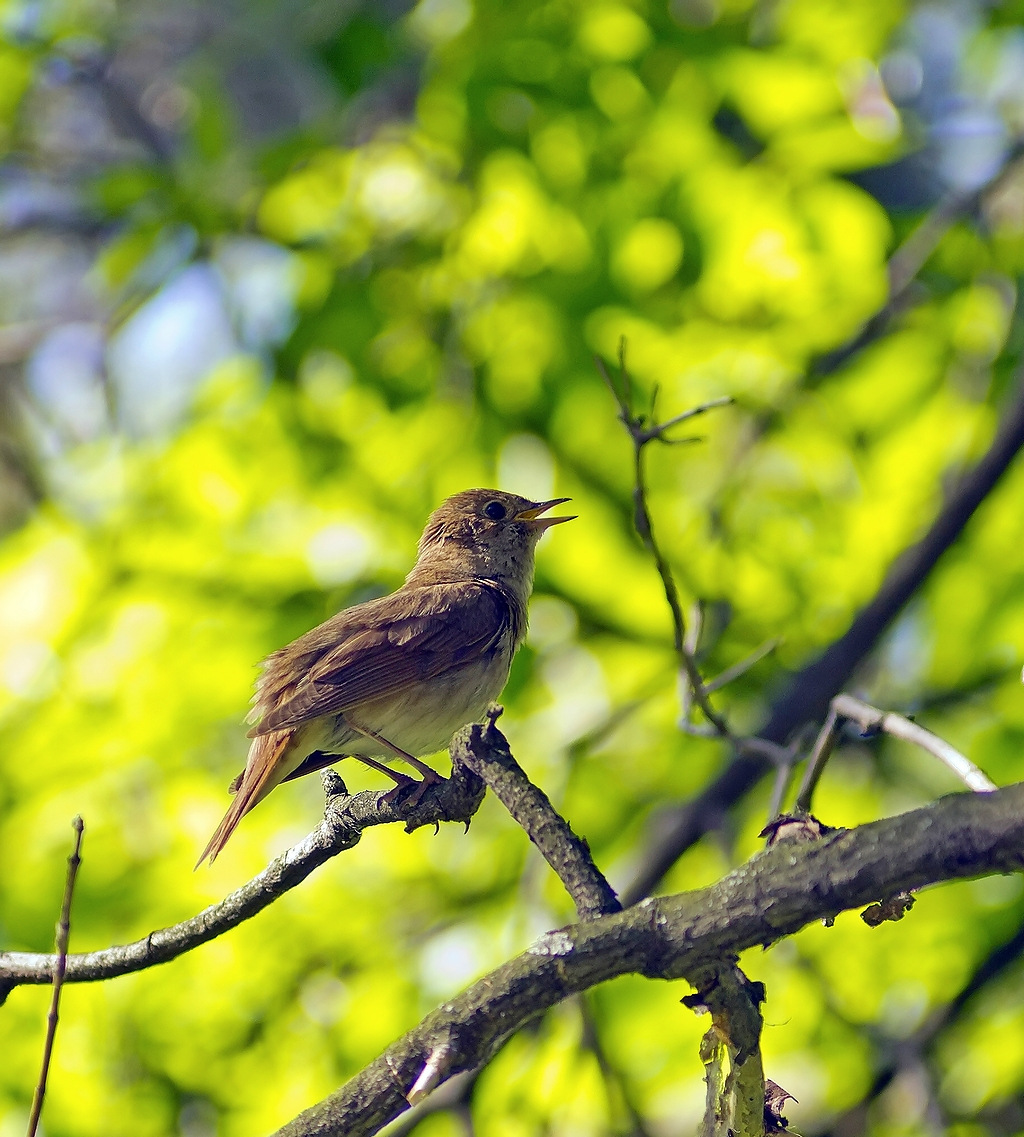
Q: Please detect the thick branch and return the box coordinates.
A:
[274,782,1024,1137]
[454,709,620,920]
[625,375,1024,903]
[0,764,485,1003]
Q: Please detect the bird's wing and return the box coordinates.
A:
[249,580,516,736]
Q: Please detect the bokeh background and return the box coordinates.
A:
[3,0,1024,1134]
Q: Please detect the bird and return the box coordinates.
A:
[196,488,575,865]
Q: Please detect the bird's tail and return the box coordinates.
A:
[195,729,297,868]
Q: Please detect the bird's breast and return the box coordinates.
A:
[319,646,514,758]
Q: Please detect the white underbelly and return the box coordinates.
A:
[315,652,512,759]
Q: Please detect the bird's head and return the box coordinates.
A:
[409,488,575,593]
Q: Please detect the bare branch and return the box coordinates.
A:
[639,397,733,445]
[271,782,1024,1137]
[27,816,85,1137]
[0,766,485,1003]
[765,757,796,824]
[454,709,620,920]
[831,693,997,794]
[0,710,623,1004]
[793,693,995,816]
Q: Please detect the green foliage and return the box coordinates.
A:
[2,0,1024,1135]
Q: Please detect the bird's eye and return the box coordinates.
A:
[483,500,507,520]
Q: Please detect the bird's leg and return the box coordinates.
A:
[354,752,434,808]
[352,753,416,785]
[345,719,445,806]
[346,720,446,782]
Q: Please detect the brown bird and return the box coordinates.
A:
[197,488,574,865]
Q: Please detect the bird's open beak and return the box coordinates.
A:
[515,497,576,529]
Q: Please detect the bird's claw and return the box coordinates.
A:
[381,770,447,811]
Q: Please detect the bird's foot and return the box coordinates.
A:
[381,767,446,810]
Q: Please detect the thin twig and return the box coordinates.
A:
[27,816,85,1137]
[597,342,733,736]
[637,398,733,444]
[793,694,996,815]
[680,603,703,722]
[684,601,703,656]
[766,750,797,822]
[704,638,781,694]
[455,708,621,920]
[794,708,842,814]
[736,736,797,767]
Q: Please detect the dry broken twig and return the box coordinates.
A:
[27,816,84,1137]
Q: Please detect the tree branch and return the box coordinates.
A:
[624,373,1024,904]
[0,710,620,1001]
[0,762,486,1003]
[271,781,1024,1137]
[456,708,620,921]
[794,693,996,814]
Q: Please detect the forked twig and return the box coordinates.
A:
[834,694,996,792]
[795,694,996,814]
[27,816,85,1137]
